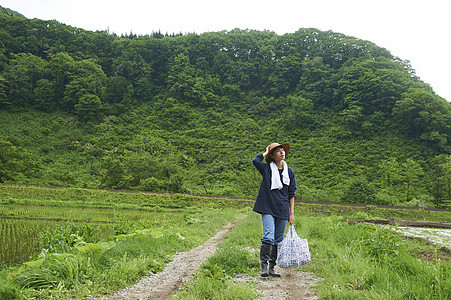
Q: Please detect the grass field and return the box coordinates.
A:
[0,184,449,299]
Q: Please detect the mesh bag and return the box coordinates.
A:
[277,224,311,268]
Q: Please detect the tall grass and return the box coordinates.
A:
[300,215,450,299]
[173,212,450,299]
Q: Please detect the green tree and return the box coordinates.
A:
[112,39,152,81]
[62,60,107,112]
[393,88,451,147]
[0,139,39,182]
[110,39,153,102]
[439,155,451,205]
[167,53,219,106]
[105,76,129,104]
[156,97,192,129]
[341,177,377,204]
[100,152,184,192]
[167,53,196,100]
[99,157,126,189]
[378,157,402,189]
[33,79,55,109]
[297,56,333,105]
[284,95,314,130]
[267,55,302,96]
[74,94,103,120]
[340,104,364,131]
[335,58,413,131]
[400,158,424,203]
[4,53,46,106]
[0,75,9,107]
[189,75,220,106]
[47,52,76,104]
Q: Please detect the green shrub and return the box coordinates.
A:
[300,185,340,202]
[37,223,101,253]
[341,177,377,204]
[374,191,400,205]
[359,224,406,262]
[112,221,138,235]
[0,139,41,182]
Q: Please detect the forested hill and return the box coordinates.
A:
[0,9,450,208]
[0,6,23,17]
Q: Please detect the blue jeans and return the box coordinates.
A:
[261,214,288,246]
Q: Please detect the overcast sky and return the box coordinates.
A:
[2,0,450,101]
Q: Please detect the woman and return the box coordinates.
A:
[252,142,296,277]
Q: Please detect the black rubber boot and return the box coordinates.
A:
[260,243,271,277]
[268,244,281,277]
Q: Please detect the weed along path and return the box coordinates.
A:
[98,216,247,299]
[96,215,321,300]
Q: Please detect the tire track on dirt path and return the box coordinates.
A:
[95,215,248,300]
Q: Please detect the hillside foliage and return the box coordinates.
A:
[0,8,450,207]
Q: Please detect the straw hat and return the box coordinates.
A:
[264,143,290,163]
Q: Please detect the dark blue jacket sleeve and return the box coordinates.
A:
[252,153,266,175]
[288,168,297,199]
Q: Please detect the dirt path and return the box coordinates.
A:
[235,268,322,299]
[258,269,321,299]
[96,215,321,299]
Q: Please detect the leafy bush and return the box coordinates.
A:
[100,154,185,193]
[374,191,400,206]
[112,221,138,235]
[0,139,40,182]
[341,177,377,204]
[37,223,101,253]
[359,224,406,262]
[300,185,340,202]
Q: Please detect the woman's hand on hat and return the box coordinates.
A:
[263,146,270,157]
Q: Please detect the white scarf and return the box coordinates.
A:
[270,161,290,190]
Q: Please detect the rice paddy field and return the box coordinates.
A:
[0,184,237,267]
[0,204,185,265]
